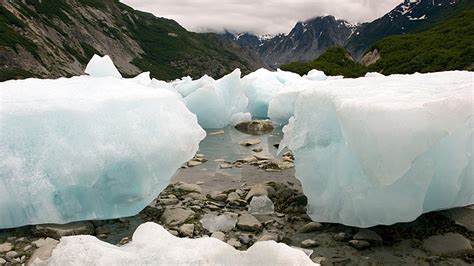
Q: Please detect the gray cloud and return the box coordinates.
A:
[120,0,402,35]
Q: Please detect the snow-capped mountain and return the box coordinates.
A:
[223,0,467,66]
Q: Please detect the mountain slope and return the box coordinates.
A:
[346,0,471,59]
[0,0,264,81]
[366,6,474,74]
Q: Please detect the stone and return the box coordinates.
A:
[5,251,19,262]
[235,120,274,135]
[252,147,263,153]
[226,192,241,203]
[208,192,228,202]
[248,195,274,215]
[176,182,202,193]
[211,232,226,242]
[236,156,257,164]
[160,208,195,226]
[349,240,371,250]
[32,237,58,248]
[353,229,383,245]
[237,214,262,232]
[299,222,323,233]
[239,139,261,147]
[422,233,472,256]
[186,160,202,167]
[220,163,233,169]
[227,238,242,249]
[254,154,274,161]
[0,243,13,253]
[160,198,180,206]
[33,221,94,239]
[245,184,269,201]
[179,224,194,238]
[441,207,474,233]
[0,258,5,264]
[23,245,32,252]
[301,239,319,248]
[239,234,255,245]
[258,233,279,242]
[333,232,351,242]
[209,130,225,136]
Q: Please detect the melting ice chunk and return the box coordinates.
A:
[200,214,237,233]
[84,54,122,78]
[281,71,474,227]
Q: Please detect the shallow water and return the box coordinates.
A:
[171,125,300,193]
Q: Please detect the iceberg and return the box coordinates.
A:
[84,54,122,79]
[0,71,205,228]
[184,69,248,129]
[34,222,315,265]
[280,71,474,227]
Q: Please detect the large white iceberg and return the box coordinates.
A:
[280,71,474,227]
[34,222,315,265]
[0,72,205,228]
[184,69,248,129]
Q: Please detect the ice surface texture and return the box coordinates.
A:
[281,71,474,227]
[0,75,205,229]
[34,222,315,265]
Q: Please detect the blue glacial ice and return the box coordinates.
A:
[0,58,205,229]
[280,71,474,227]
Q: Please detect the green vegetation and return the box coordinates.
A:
[281,7,474,77]
[281,48,367,78]
[369,8,474,74]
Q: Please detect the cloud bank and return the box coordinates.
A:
[121,0,402,35]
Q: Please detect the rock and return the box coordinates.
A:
[160,208,195,226]
[276,188,294,202]
[176,182,202,193]
[220,163,233,169]
[235,120,274,135]
[179,224,194,237]
[258,233,279,242]
[23,245,32,252]
[299,222,322,233]
[168,230,179,237]
[349,240,371,250]
[32,237,58,248]
[28,238,59,264]
[209,130,225,136]
[252,147,263,153]
[245,184,269,201]
[0,243,13,253]
[226,192,241,203]
[237,214,262,232]
[301,239,319,248]
[353,229,383,245]
[208,191,228,202]
[239,234,255,245]
[441,207,474,233]
[5,251,19,262]
[227,238,242,249]
[239,139,261,147]
[333,232,351,242]
[254,154,274,161]
[33,221,94,239]
[422,233,472,256]
[0,258,5,264]
[160,198,180,206]
[248,195,274,215]
[211,232,226,242]
[187,160,202,167]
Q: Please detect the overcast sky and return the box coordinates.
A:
[120,0,402,35]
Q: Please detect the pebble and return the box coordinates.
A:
[208,192,228,201]
[299,222,322,233]
[211,232,226,242]
[179,224,194,238]
[236,214,262,232]
[333,232,351,242]
[176,182,202,193]
[5,251,19,262]
[300,239,319,248]
[227,238,242,248]
[258,233,279,242]
[353,229,383,245]
[160,208,195,226]
[349,240,371,250]
[245,184,269,201]
[23,245,33,252]
[422,233,472,256]
[0,243,13,253]
[0,258,5,264]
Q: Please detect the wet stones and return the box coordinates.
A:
[0,243,13,253]
[235,120,274,135]
[160,208,195,226]
[299,222,323,233]
[236,214,262,232]
[301,239,319,248]
[33,222,94,239]
[422,233,472,256]
[353,229,383,245]
[349,240,371,250]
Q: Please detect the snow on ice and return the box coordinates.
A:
[33,222,316,265]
